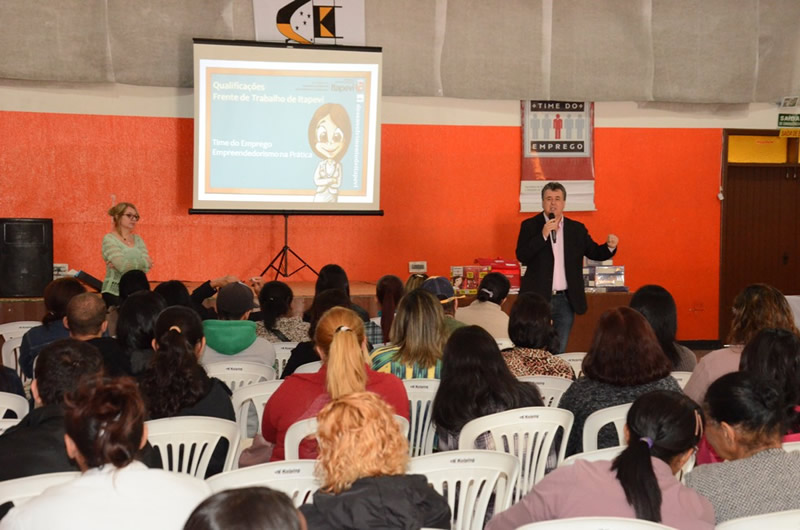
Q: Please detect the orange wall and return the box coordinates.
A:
[0,111,721,339]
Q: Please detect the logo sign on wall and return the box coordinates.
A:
[253,0,366,46]
[520,101,596,212]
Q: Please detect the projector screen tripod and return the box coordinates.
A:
[260,214,317,279]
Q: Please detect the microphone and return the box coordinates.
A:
[548,213,557,243]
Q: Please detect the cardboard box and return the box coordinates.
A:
[450,265,490,295]
[475,258,521,291]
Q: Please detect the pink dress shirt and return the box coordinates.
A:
[543,212,568,291]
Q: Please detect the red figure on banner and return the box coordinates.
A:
[553,114,563,139]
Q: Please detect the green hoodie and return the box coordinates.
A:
[202,319,257,355]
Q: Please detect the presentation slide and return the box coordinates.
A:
[192,40,382,213]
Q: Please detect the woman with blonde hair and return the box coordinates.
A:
[370,288,447,379]
[262,307,408,461]
[101,202,152,307]
[300,392,450,529]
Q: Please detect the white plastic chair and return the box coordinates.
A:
[409,450,519,530]
[206,459,319,506]
[516,517,677,529]
[0,418,21,434]
[560,445,624,466]
[0,471,81,508]
[458,407,573,502]
[0,391,29,419]
[294,360,322,374]
[496,338,514,350]
[0,321,39,340]
[783,441,800,453]
[517,375,573,407]
[231,380,284,440]
[403,378,440,456]
[582,403,632,452]
[1,336,24,380]
[670,371,692,389]
[146,416,241,477]
[554,352,587,377]
[285,414,410,460]
[273,342,297,375]
[715,509,800,529]
[205,361,276,392]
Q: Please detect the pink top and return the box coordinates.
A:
[683,346,743,404]
[545,213,568,291]
[486,458,715,530]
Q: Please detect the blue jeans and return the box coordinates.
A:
[551,293,575,354]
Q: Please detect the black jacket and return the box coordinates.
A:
[300,475,451,529]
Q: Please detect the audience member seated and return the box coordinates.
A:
[686,372,800,523]
[0,377,210,529]
[255,280,310,343]
[139,306,235,477]
[404,272,428,294]
[630,284,697,371]
[184,487,306,530]
[153,277,238,320]
[65,293,131,376]
[502,292,574,379]
[263,307,408,462]
[303,264,370,323]
[375,274,404,344]
[455,272,511,340]
[201,282,275,368]
[299,392,450,529]
[487,390,714,530]
[19,277,86,379]
[281,288,349,378]
[370,289,447,379]
[558,307,680,456]
[684,283,798,403]
[433,325,543,451]
[0,367,24,402]
[115,291,167,375]
[420,276,466,336]
[118,269,151,304]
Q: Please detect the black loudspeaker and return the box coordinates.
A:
[0,218,54,298]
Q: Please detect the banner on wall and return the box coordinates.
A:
[520,101,595,212]
[253,0,366,45]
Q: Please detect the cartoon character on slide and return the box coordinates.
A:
[308,103,352,203]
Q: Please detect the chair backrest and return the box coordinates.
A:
[560,445,624,466]
[285,414,411,461]
[783,441,800,453]
[206,459,320,506]
[715,509,800,529]
[0,321,39,340]
[0,418,21,434]
[670,370,692,389]
[582,403,632,452]
[409,450,520,530]
[205,361,276,392]
[458,407,573,502]
[0,391,30,419]
[231,380,284,439]
[293,360,322,374]
[272,342,297,375]
[0,471,81,508]
[496,338,514,350]
[517,375,573,407]
[516,516,677,529]
[1,336,24,380]
[146,416,241,477]
[403,378,440,456]
[554,352,587,377]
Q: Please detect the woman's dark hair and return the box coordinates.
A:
[629,285,682,369]
[611,390,703,522]
[315,264,350,297]
[476,272,510,304]
[582,307,672,386]
[153,280,193,308]
[35,339,104,406]
[740,328,800,434]
[258,281,294,330]
[118,270,150,303]
[184,487,302,530]
[376,275,404,343]
[432,326,543,432]
[138,306,210,419]
[116,291,167,354]
[63,376,146,469]
[704,371,785,448]
[308,288,351,339]
[42,277,86,325]
[508,293,559,353]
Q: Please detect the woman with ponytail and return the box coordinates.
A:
[375,274,404,344]
[138,306,235,475]
[262,307,408,462]
[487,390,714,530]
[255,280,310,343]
[0,377,210,529]
[455,272,511,340]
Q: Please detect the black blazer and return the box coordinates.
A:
[515,213,616,315]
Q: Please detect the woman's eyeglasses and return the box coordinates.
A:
[123,214,140,221]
